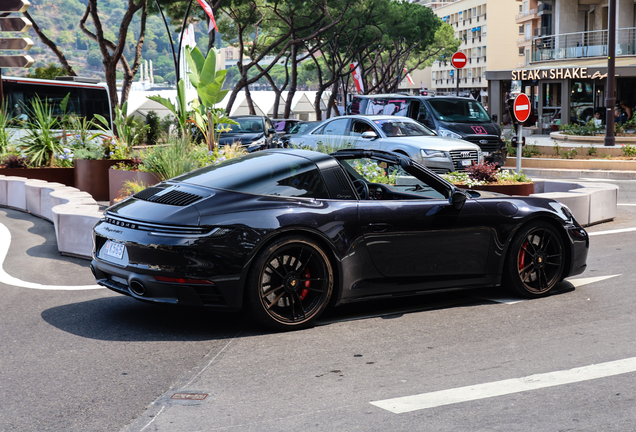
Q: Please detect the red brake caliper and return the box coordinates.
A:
[518,241,528,270]
[299,268,310,300]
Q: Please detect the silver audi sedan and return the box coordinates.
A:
[287,115,482,174]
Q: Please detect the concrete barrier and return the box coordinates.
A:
[531,180,618,226]
[0,175,103,259]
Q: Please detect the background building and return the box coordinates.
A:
[411,0,519,109]
[487,0,636,133]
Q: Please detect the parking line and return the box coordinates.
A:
[370,357,636,414]
[0,222,102,290]
[588,227,636,236]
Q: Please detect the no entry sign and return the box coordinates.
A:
[513,93,531,123]
[451,52,467,69]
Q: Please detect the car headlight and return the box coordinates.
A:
[249,136,266,148]
[438,128,463,140]
[421,149,449,158]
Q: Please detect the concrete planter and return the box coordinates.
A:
[0,167,74,186]
[505,156,636,171]
[458,182,535,196]
[74,159,129,201]
[108,169,162,205]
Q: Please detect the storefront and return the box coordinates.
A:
[484,65,636,134]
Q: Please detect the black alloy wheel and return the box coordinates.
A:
[247,236,333,330]
[505,222,565,298]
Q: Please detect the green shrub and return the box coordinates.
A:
[622,144,636,157]
[145,110,161,146]
[562,148,577,159]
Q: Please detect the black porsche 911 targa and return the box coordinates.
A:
[91,149,589,330]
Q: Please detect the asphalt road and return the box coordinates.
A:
[1,197,636,431]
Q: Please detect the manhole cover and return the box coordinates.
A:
[171,393,209,401]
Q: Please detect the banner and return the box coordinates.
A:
[350,62,364,94]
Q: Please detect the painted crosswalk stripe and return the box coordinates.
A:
[371,357,636,414]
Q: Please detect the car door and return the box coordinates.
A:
[347,156,493,279]
[309,118,352,149]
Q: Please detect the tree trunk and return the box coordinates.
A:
[283,43,298,119]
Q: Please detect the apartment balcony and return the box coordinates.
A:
[515,9,537,24]
[517,36,533,46]
[532,27,636,63]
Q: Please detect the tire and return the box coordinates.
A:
[504,221,565,298]
[246,236,334,330]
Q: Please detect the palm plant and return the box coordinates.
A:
[0,105,15,155]
[22,96,63,167]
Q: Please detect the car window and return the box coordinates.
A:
[227,117,264,133]
[350,120,375,136]
[365,99,410,117]
[373,119,435,137]
[313,119,349,136]
[339,157,447,200]
[180,152,329,199]
[427,98,491,123]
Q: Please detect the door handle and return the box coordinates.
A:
[367,223,391,232]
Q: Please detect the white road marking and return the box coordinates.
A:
[589,227,636,236]
[371,357,636,413]
[567,274,620,287]
[0,222,102,290]
[476,274,620,304]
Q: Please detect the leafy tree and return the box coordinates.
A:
[25,63,69,80]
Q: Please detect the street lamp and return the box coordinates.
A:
[605,0,616,147]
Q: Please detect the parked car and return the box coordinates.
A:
[91,148,589,330]
[287,115,482,174]
[276,120,323,148]
[348,94,507,165]
[272,119,303,136]
[218,115,277,151]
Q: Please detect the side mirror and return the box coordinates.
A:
[361,131,377,139]
[492,114,498,123]
[268,128,276,136]
[449,188,467,210]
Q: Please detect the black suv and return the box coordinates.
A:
[219,115,277,151]
[348,94,506,165]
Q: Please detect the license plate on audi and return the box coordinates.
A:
[104,240,125,260]
[461,159,472,167]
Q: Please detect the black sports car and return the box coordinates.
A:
[91,149,589,330]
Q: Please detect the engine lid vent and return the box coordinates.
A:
[133,187,203,206]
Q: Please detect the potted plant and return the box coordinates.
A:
[442,161,535,196]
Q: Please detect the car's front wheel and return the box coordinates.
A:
[246,236,334,330]
[504,222,565,298]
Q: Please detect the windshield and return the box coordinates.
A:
[427,98,490,123]
[373,119,435,137]
[225,117,263,133]
[289,122,318,135]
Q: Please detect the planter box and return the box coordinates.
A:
[0,167,75,186]
[458,182,535,196]
[109,169,162,205]
[75,159,129,201]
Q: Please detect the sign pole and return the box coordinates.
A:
[456,70,460,97]
[516,123,523,173]
[512,93,531,174]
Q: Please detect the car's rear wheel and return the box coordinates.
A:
[504,222,565,298]
[247,236,333,330]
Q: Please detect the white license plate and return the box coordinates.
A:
[482,151,490,157]
[104,240,125,260]
[461,159,472,167]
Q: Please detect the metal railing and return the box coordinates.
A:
[532,27,636,62]
[515,8,537,21]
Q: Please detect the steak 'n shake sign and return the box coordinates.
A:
[511,67,608,80]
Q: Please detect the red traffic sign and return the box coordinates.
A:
[451,52,467,69]
[513,93,531,123]
[0,0,30,13]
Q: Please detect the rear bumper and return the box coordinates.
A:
[91,258,243,311]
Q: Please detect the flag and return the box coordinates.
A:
[183,23,197,48]
[196,0,219,33]
[350,63,364,93]
[403,68,414,85]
